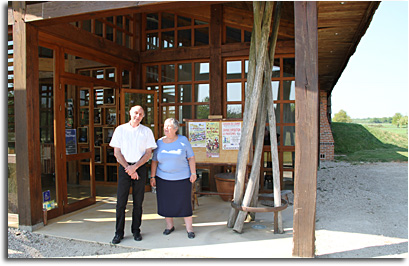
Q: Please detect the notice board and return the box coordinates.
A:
[185,119,252,165]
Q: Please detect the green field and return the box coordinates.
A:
[331,122,408,162]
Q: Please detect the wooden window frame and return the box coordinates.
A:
[142,11,210,51]
[143,59,210,136]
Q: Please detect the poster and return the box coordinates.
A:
[189,122,206,147]
[206,122,219,158]
[65,129,77,155]
[222,122,242,150]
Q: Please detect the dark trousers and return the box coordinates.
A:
[115,164,147,237]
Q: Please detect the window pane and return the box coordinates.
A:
[226,26,241,43]
[194,62,209,81]
[178,29,191,47]
[272,59,280,78]
[194,19,208,25]
[106,25,113,41]
[195,84,209,102]
[227,82,242,102]
[162,13,174,29]
[195,27,209,46]
[178,84,192,103]
[283,126,295,146]
[283,151,295,168]
[146,32,159,50]
[179,105,192,121]
[283,80,295,100]
[283,103,295,123]
[162,85,175,103]
[195,105,209,119]
[146,65,159,83]
[116,31,123,46]
[275,103,280,123]
[227,104,242,118]
[178,16,191,27]
[283,58,295,77]
[244,30,252,42]
[95,20,103,37]
[271,81,279,101]
[162,31,174,49]
[161,64,175,82]
[227,61,242,79]
[146,13,159,30]
[116,16,123,28]
[162,106,175,122]
[244,60,249,79]
[178,63,192,82]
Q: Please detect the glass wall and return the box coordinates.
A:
[144,60,210,136]
[39,46,57,210]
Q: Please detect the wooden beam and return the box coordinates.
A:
[13,1,43,230]
[209,4,223,116]
[38,23,138,66]
[16,1,227,27]
[293,1,319,258]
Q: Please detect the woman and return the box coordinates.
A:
[150,118,197,239]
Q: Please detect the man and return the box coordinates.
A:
[109,105,157,244]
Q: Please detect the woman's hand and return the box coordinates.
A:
[150,177,156,187]
[190,173,197,183]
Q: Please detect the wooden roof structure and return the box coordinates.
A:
[8,1,380,93]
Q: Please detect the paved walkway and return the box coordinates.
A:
[30,193,295,258]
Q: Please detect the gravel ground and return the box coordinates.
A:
[7,161,408,258]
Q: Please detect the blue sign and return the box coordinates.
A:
[43,190,51,202]
[65,129,77,155]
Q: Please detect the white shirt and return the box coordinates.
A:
[109,122,157,163]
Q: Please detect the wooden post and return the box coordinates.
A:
[13,1,43,230]
[264,1,283,234]
[210,4,223,116]
[233,85,268,233]
[293,1,319,258]
[227,1,273,228]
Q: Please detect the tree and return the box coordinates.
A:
[333,109,352,123]
[398,116,408,128]
[392,113,403,127]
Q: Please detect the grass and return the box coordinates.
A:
[331,122,408,162]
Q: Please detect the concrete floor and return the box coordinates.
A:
[32,192,295,258]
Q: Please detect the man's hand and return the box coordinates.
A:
[130,171,139,180]
[125,164,137,176]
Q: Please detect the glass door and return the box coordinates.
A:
[120,89,158,138]
[60,78,95,213]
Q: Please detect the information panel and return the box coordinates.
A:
[185,119,251,165]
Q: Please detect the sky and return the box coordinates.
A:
[331,0,409,119]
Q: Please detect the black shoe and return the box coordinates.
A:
[187,231,195,239]
[133,232,142,241]
[112,235,123,244]
[163,226,175,235]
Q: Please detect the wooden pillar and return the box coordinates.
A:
[293,1,319,258]
[13,1,43,230]
[209,4,222,116]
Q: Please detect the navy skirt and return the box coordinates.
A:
[155,176,193,218]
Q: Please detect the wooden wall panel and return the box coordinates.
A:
[13,1,43,229]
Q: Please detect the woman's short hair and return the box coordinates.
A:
[165,118,180,134]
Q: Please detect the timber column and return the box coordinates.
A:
[13,1,43,230]
[293,1,319,257]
